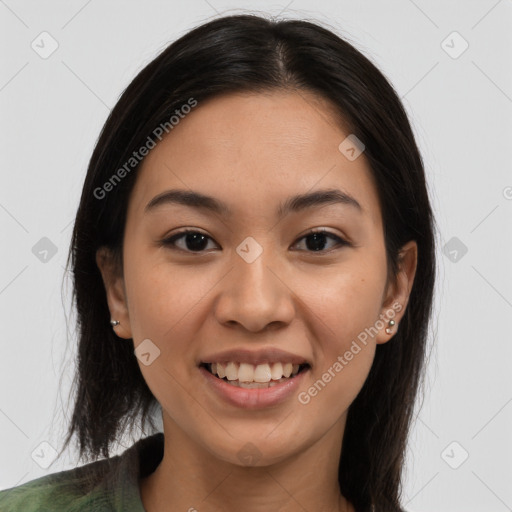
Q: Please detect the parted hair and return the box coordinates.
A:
[58,14,437,512]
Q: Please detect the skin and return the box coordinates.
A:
[97,90,417,512]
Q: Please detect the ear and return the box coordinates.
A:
[96,247,133,339]
[375,240,418,345]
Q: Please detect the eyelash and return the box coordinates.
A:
[160,228,350,254]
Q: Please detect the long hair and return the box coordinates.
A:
[59,14,437,512]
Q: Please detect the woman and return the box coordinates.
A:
[0,13,436,512]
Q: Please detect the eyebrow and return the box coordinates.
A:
[144,188,363,217]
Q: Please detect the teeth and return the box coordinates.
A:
[238,363,254,382]
[270,362,283,380]
[253,363,272,383]
[208,362,304,382]
[225,362,238,381]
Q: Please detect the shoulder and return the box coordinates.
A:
[0,433,164,512]
[0,458,113,512]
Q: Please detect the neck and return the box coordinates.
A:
[140,413,353,512]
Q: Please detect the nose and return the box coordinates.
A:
[213,246,296,333]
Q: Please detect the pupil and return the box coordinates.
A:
[306,233,327,251]
[186,233,208,251]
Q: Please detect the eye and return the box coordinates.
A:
[161,230,219,253]
[161,228,350,254]
[292,229,350,253]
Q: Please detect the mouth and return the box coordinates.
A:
[199,361,311,389]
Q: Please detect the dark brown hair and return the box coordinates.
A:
[58,14,437,512]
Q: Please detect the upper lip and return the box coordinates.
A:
[199,348,311,367]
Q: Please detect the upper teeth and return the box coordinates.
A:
[209,362,302,383]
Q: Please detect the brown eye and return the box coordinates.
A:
[162,230,219,252]
[161,228,349,254]
[292,230,349,252]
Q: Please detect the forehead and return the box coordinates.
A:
[128,91,382,229]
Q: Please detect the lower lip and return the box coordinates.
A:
[199,365,310,409]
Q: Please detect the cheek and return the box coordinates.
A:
[123,256,225,394]
[297,287,378,423]
[302,263,386,345]
[295,263,384,408]
[124,255,209,342]
[124,261,208,421]
[299,346,375,422]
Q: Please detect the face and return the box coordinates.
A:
[98,90,417,467]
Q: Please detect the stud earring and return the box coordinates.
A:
[110,319,120,328]
[385,319,395,334]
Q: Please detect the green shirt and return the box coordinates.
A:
[0,432,164,511]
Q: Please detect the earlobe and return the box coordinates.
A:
[95,247,133,339]
[376,240,418,345]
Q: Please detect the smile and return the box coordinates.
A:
[201,361,309,388]
[199,361,311,408]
